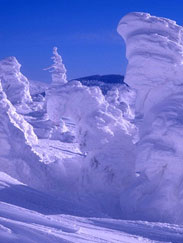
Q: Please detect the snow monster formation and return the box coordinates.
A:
[45,48,136,215]
[45,47,73,142]
[118,12,183,223]
[0,79,73,195]
[0,57,32,109]
[45,46,67,86]
[46,80,136,215]
[46,48,67,123]
[0,80,49,189]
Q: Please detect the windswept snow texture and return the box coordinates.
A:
[118,12,183,223]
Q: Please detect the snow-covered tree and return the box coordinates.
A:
[46,79,136,215]
[0,56,32,107]
[45,47,67,85]
[0,80,47,189]
[118,12,183,223]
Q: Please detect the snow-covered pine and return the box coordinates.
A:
[0,56,32,107]
[45,47,67,86]
[118,12,183,223]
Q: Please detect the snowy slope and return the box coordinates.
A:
[0,172,183,243]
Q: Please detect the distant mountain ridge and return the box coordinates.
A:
[72,74,125,84]
[71,74,126,94]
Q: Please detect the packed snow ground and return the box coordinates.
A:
[1,172,183,243]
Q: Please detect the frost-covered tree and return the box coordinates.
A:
[0,79,73,194]
[45,47,67,85]
[118,12,183,223]
[0,80,48,189]
[0,56,32,107]
[45,47,72,142]
[46,80,136,215]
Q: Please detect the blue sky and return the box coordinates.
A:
[0,0,183,82]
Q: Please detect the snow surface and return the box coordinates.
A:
[0,11,183,242]
[0,172,183,243]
